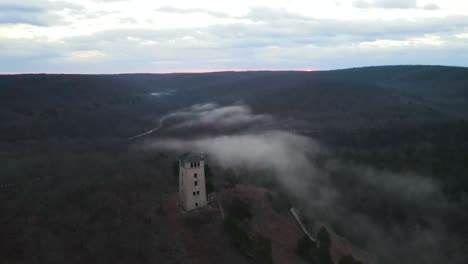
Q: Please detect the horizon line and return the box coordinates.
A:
[0,68,318,75]
[0,64,465,75]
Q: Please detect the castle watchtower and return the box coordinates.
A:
[179,152,207,211]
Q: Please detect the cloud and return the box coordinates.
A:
[156,6,229,18]
[1,5,468,72]
[0,0,82,26]
[320,162,463,264]
[2,20,468,72]
[150,130,325,197]
[0,5,56,26]
[161,103,273,131]
[353,0,417,9]
[352,0,441,10]
[423,3,440,10]
[146,104,323,199]
[151,130,462,263]
[143,102,467,264]
[65,11,468,49]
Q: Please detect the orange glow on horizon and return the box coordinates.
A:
[0,68,319,75]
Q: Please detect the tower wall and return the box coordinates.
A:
[179,159,207,211]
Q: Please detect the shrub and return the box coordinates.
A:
[296,235,319,264]
[227,199,253,221]
[206,179,215,194]
[224,217,273,264]
[254,235,273,264]
[339,255,363,264]
[224,217,252,254]
[317,227,333,264]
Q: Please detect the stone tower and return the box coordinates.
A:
[179,152,207,211]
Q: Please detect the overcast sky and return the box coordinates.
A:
[0,0,467,73]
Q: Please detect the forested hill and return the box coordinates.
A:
[1,65,468,264]
[1,65,467,142]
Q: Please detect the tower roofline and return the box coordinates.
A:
[179,152,204,163]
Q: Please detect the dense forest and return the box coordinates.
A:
[1,65,467,263]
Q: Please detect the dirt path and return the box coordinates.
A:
[128,115,167,139]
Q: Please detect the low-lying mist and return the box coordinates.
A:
[163,103,273,131]
[143,103,466,264]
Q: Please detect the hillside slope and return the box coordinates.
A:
[1,65,467,142]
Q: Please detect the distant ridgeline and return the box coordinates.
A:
[1,65,468,142]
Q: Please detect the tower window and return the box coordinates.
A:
[195,202,198,207]
[194,173,197,178]
[193,191,196,196]
[197,191,200,195]
[194,181,198,186]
